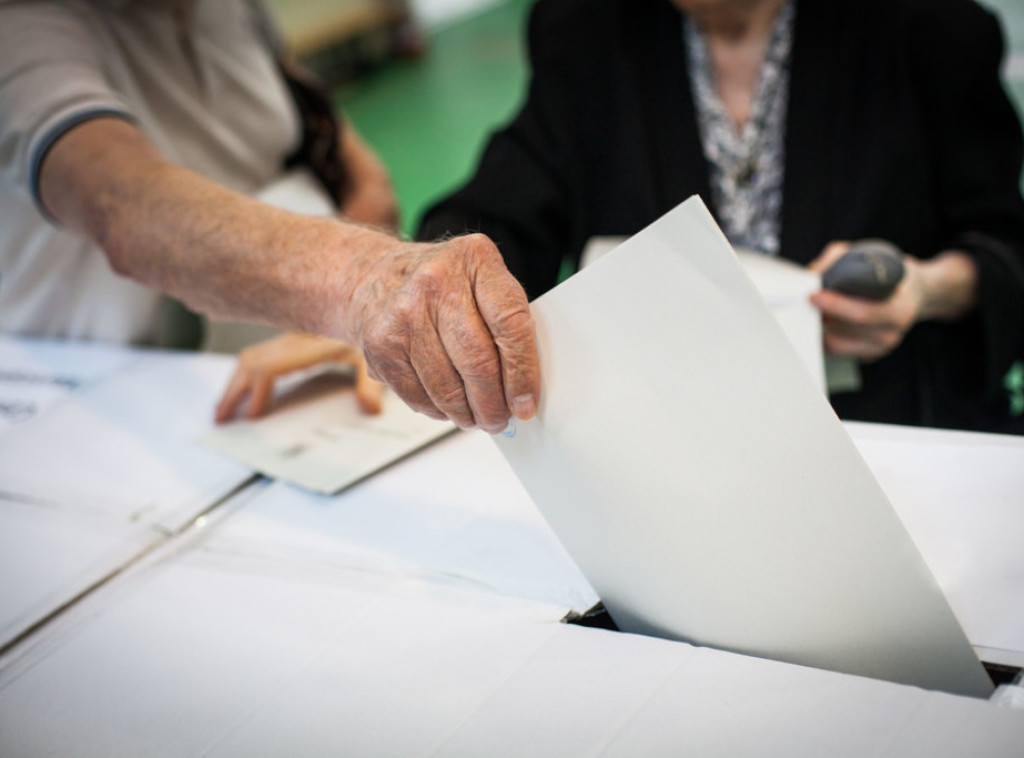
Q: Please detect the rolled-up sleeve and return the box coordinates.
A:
[0,1,135,214]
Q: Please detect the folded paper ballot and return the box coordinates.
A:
[496,197,993,697]
[202,370,455,494]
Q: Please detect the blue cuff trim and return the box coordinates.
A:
[29,108,137,221]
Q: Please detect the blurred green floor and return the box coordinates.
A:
[334,0,533,237]
[334,0,1024,239]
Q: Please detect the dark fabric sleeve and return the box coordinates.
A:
[416,0,581,300]
[907,0,1024,403]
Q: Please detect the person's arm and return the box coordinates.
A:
[907,0,1024,389]
[39,117,539,432]
[337,120,399,232]
[809,2,1024,376]
[808,241,978,361]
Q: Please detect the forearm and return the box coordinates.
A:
[914,250,979,322]
[37,117,541,432]
[38,117,392,338]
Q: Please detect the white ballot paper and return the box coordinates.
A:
[202,372,455,494]
[584,238,825,391]
[496,197,992,697]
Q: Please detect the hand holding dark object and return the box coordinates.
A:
[821,239,905,301]
[809,240,978,362]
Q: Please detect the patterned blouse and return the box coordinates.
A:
[685,2,795,256]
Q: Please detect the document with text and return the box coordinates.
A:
[203,372,455,494]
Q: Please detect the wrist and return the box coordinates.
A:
[914,250,978,323]
[323,223,410,343]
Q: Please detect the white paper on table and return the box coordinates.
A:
[583,237,825,391]
[0,350,253,532]
[0,336,139,434]
[195,432,598,612]
[846,421,1024,668]
[0,495,163,650]
[202,371,456,494]
[497,197,992,697]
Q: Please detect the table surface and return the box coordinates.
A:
[0,335,1022,757]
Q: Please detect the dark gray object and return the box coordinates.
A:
[822,240,905,300]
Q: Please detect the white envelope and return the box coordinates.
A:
[496,197,992,697]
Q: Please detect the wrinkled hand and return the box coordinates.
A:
[808,241,926,362]
[346,233,540,433]
[215,332,383,423]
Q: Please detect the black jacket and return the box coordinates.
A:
[419,0,1024,433]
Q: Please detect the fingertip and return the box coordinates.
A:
[247,377,273,420]
[511,393,536,421]
[357,392,384,415]
[480,417,509,435]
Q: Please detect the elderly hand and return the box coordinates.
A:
[343,233,540,434]
[808,241,978,361]
[215,333,383,423]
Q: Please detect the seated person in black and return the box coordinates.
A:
[418,0,1024,434]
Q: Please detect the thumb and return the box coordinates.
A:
[808,240,851,275]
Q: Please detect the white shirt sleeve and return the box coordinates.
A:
[0,1,135,213]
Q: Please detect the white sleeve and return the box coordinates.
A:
[0,0,135,213]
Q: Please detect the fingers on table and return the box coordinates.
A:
[354,360,384,415]
[214,370,251,423]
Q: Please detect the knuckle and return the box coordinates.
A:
[431,381,468,410]
[390,294,420,326]
[407,400,445,419]
[362,351,400,385]
[392,389,443,420]
[409,263,450,296]
[361,317,405,356]
[460,351,502,382]
[461,233,501,263]
[491,305,534,343]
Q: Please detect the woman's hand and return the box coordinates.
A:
[808,241,978,362]
[215,332,384,423]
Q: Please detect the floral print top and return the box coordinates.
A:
[685,1,795,256]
